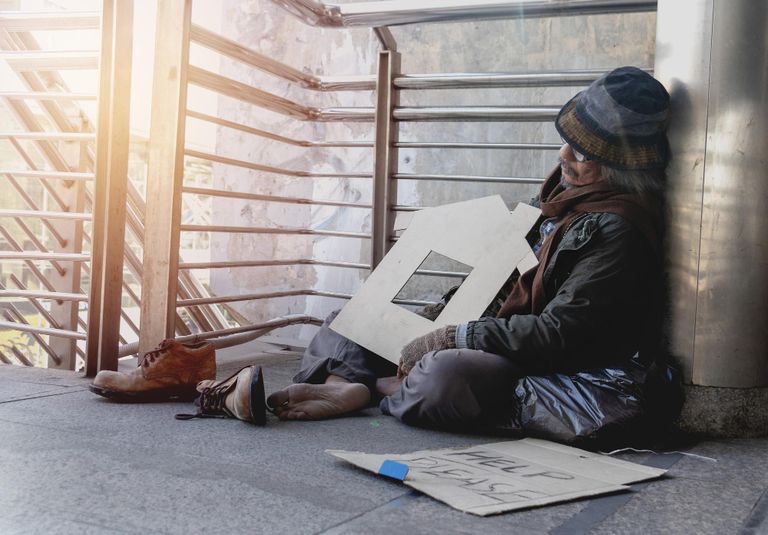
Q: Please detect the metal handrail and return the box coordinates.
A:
[190,24,376,91]
[176,258,465,280]
[182,185,372,210]
[0,320,86,340]
[5,173,68,248]
[187,66,375,122]
[395,172,544,184]
[4,276,88,360]
[116,314,325,357]
[0,50,99,70]
[0,226,60,288]
[180,224,370,239]
[6,274,66,334]
[393,69,612,89]
[2,308,61,365]
[0,11,100,30]
[0,252,90,261]
[396,142,561,149]
[185,149,371,179]
[177,289,353,307]
[0,91,97,100]
[187,110,373,148]
[0,289,88,301]
[268,0,656,27]
[394,106,560,121]
[0,132,96,141]
[189,66,565,122]
[179,258,370,270]
[177,289,435,308]
[0,209,91,221]
[0,170,94,181]
[191,25,635,92]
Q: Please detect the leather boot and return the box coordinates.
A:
[89,339,216,402]
[176,365,266,425]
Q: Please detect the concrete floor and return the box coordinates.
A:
[1,348,767,535]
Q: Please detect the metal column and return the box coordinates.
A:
[656,0,768,388]
[371,43,401,268]
[139,0,192,355]
[85,0,133,375]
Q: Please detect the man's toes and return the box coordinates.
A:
[266,388,289,409]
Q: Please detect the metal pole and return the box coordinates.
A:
[139,0,192,355]
[656,0,768,388]
[371,50,400,268]
[86,0,134,374]
[85,0,114,377]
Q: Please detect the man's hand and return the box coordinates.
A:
[398,325,457,378]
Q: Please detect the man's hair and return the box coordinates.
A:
[599,164,666,195]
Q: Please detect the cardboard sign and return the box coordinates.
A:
[330,196,540,364]
[328,438,666,516]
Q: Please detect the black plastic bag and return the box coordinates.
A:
[493,357,682,449]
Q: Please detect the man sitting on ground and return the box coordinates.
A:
[92,66,670,438]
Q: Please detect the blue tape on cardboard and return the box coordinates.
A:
[378,460,409,481]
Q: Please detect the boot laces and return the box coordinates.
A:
[175,368,241,421]
[139,339,173,369]
[198,380,234,416]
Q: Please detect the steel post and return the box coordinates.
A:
[371,50,400,268]
[139,0,192,355]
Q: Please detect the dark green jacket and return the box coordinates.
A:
[463,211,661,375]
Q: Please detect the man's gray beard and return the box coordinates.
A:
[558,158,578,189]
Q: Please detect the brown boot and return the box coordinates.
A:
[175,365,266,425]
[89,339,215,402]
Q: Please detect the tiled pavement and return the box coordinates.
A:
[1,349,766,534]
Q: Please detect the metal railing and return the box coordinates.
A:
[135,0,656,362]
[0,6,287,370]
[0,1,656,372]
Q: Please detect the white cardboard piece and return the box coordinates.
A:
[330,196,540,364]
[328,438,666,516]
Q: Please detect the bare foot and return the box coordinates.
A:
[266,382,371,420]
[375,376,402,397]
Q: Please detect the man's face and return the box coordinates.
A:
[559,143,602,187]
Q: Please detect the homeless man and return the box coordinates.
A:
[91,66,672,440]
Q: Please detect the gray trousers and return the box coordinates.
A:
[293,311,525,430]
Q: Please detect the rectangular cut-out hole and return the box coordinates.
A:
[392,250,474,320]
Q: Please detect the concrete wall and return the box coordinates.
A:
[210,2,656,342]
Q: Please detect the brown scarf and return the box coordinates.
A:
[496,167,663,319]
